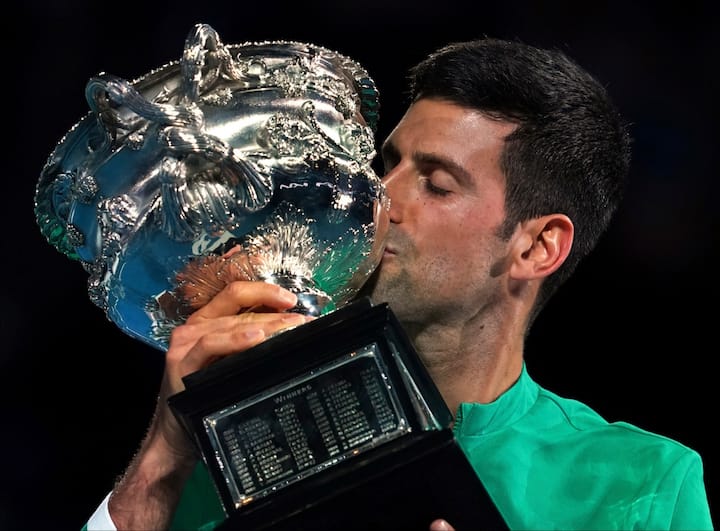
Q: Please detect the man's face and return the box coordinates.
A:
[364,98,517,332]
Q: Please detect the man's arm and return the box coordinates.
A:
[94,281,308,529]
[107,409,198,530]
[667,451,714,531]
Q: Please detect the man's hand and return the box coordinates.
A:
[429,519,456,531]
[108,280,310,530]
[157,280,310,458]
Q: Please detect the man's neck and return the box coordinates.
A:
[409,317,525,416]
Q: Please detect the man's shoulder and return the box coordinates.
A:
[535,386,700,459]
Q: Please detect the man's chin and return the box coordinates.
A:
[354,266,380,303]
[353,266,404,312]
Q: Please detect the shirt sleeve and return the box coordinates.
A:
[86,491,117,531]
[668,451,714,530]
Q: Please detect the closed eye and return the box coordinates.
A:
[419,176,451,196]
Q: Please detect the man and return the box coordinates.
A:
[86,38,713,530]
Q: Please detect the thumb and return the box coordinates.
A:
[429,519,455,531]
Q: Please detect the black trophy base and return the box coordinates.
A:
[216,428,508,531]
[170,298,508,531]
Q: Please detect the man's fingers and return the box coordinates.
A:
[191,280,298,319]
[429,519,455,531]
[177,312,310,371]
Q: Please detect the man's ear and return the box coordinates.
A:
[509,214,574,280]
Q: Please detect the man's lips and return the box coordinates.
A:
[383,245,398,257]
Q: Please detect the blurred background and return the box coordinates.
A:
[3,0,717,528]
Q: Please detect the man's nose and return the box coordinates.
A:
[382,166,412,223]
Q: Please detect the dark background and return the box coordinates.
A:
[3,1,717,528]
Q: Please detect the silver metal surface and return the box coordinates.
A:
[35,23,388,350]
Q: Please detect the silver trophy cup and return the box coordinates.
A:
[35,23,388,351]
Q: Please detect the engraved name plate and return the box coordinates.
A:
[203,344,411,508]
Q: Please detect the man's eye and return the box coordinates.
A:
[420,177,451,196]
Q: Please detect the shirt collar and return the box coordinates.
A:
[453,363,539,436]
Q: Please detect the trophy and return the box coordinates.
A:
[35,24,507,530]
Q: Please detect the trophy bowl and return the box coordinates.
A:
[35,23,389,351]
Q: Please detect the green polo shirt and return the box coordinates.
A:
[168,364,712,530]
[454,364,713,530]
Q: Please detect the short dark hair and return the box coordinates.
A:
[407,38,632,324]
